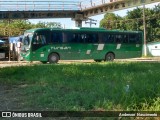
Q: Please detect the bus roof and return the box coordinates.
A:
[25,27,142,34]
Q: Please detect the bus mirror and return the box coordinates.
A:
[24,47,29,52]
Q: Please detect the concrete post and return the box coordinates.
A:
[143,4,147,56]
[75,20,82,27]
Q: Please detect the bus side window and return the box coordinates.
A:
[123,34,128,43]
[40,35,46,44]
[72,34,76,42]
[77,34,82,43]
[79,34,83,43]
[84,34,98,43]
[64,32,78,43]
[106,34,114,43]
[129,34,137,43]
[98,33,103,43]
[72,33,79,43]
[92,34,98,43]
[115,35,122,43]
[33,34,46,45]
[52,33,62,43]
[136,34,141,43]
[52,33,57,43]
[63,32,67,43]
[66,33,72,43]
[102,34,107,43]
[103,34,108,43]
[85,34,91,43]
[80,34,86,43]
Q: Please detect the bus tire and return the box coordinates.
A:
[48,53,59,63]
[105,52,115,61]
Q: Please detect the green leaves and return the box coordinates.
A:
[0,20,62,36]
[100,5,160,42]
[100,13,122,29]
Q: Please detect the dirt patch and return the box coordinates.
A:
[0,85,26,111]
[0,85,74,120]
[0,61,40,68]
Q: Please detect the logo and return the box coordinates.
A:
[1,112,42,118]
[51,46,71,50]
[2,112,11,117]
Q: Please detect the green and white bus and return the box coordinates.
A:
[21,27,143,63]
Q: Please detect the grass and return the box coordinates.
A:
[0,62,160,111]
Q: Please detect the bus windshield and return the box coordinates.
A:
[21,32,33,52]
[22,33,33,46]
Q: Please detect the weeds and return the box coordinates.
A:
[0,62,159,111]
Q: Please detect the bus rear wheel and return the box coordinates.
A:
[105,53,115,61]
[48,53,59,63]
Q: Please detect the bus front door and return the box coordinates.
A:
[31,31,50,61]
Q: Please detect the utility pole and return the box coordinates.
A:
[143,4,147,57]
[85,18,97,27]
[8,19,11,61]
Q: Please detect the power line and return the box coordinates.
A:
[85,18,97,27]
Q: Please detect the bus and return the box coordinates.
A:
[20,27,143,63]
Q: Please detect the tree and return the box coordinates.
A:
[125,7,143,31]
[0,20,62,36]
[0,20,33,36]
[34,22,62,28]
[45,22,62,28]
[151,4,160,41]
[100,5,160,42]
[34,22,46,28]
[100,13,122,29]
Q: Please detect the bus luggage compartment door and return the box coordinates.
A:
[0,53,5,59]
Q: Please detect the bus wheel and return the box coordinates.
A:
[105,53,115,61]
[48,53,59,63]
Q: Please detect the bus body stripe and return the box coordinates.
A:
[97,44,104,50]
[116,44,121,49]
[136,44,140,47]
[86,50,91,54]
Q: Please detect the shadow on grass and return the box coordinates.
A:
[0,62,159,112]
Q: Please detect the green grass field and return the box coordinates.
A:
[0,62,160,111]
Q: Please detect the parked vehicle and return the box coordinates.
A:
[0,39,8,59]
[21,27,143,63]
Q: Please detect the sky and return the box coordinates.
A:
[28,2,159,28]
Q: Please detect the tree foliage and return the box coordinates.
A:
[100,5,160,42]
[0,20,62,36]
[100,13,122,29]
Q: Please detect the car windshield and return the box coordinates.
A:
[22,33,33,46]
